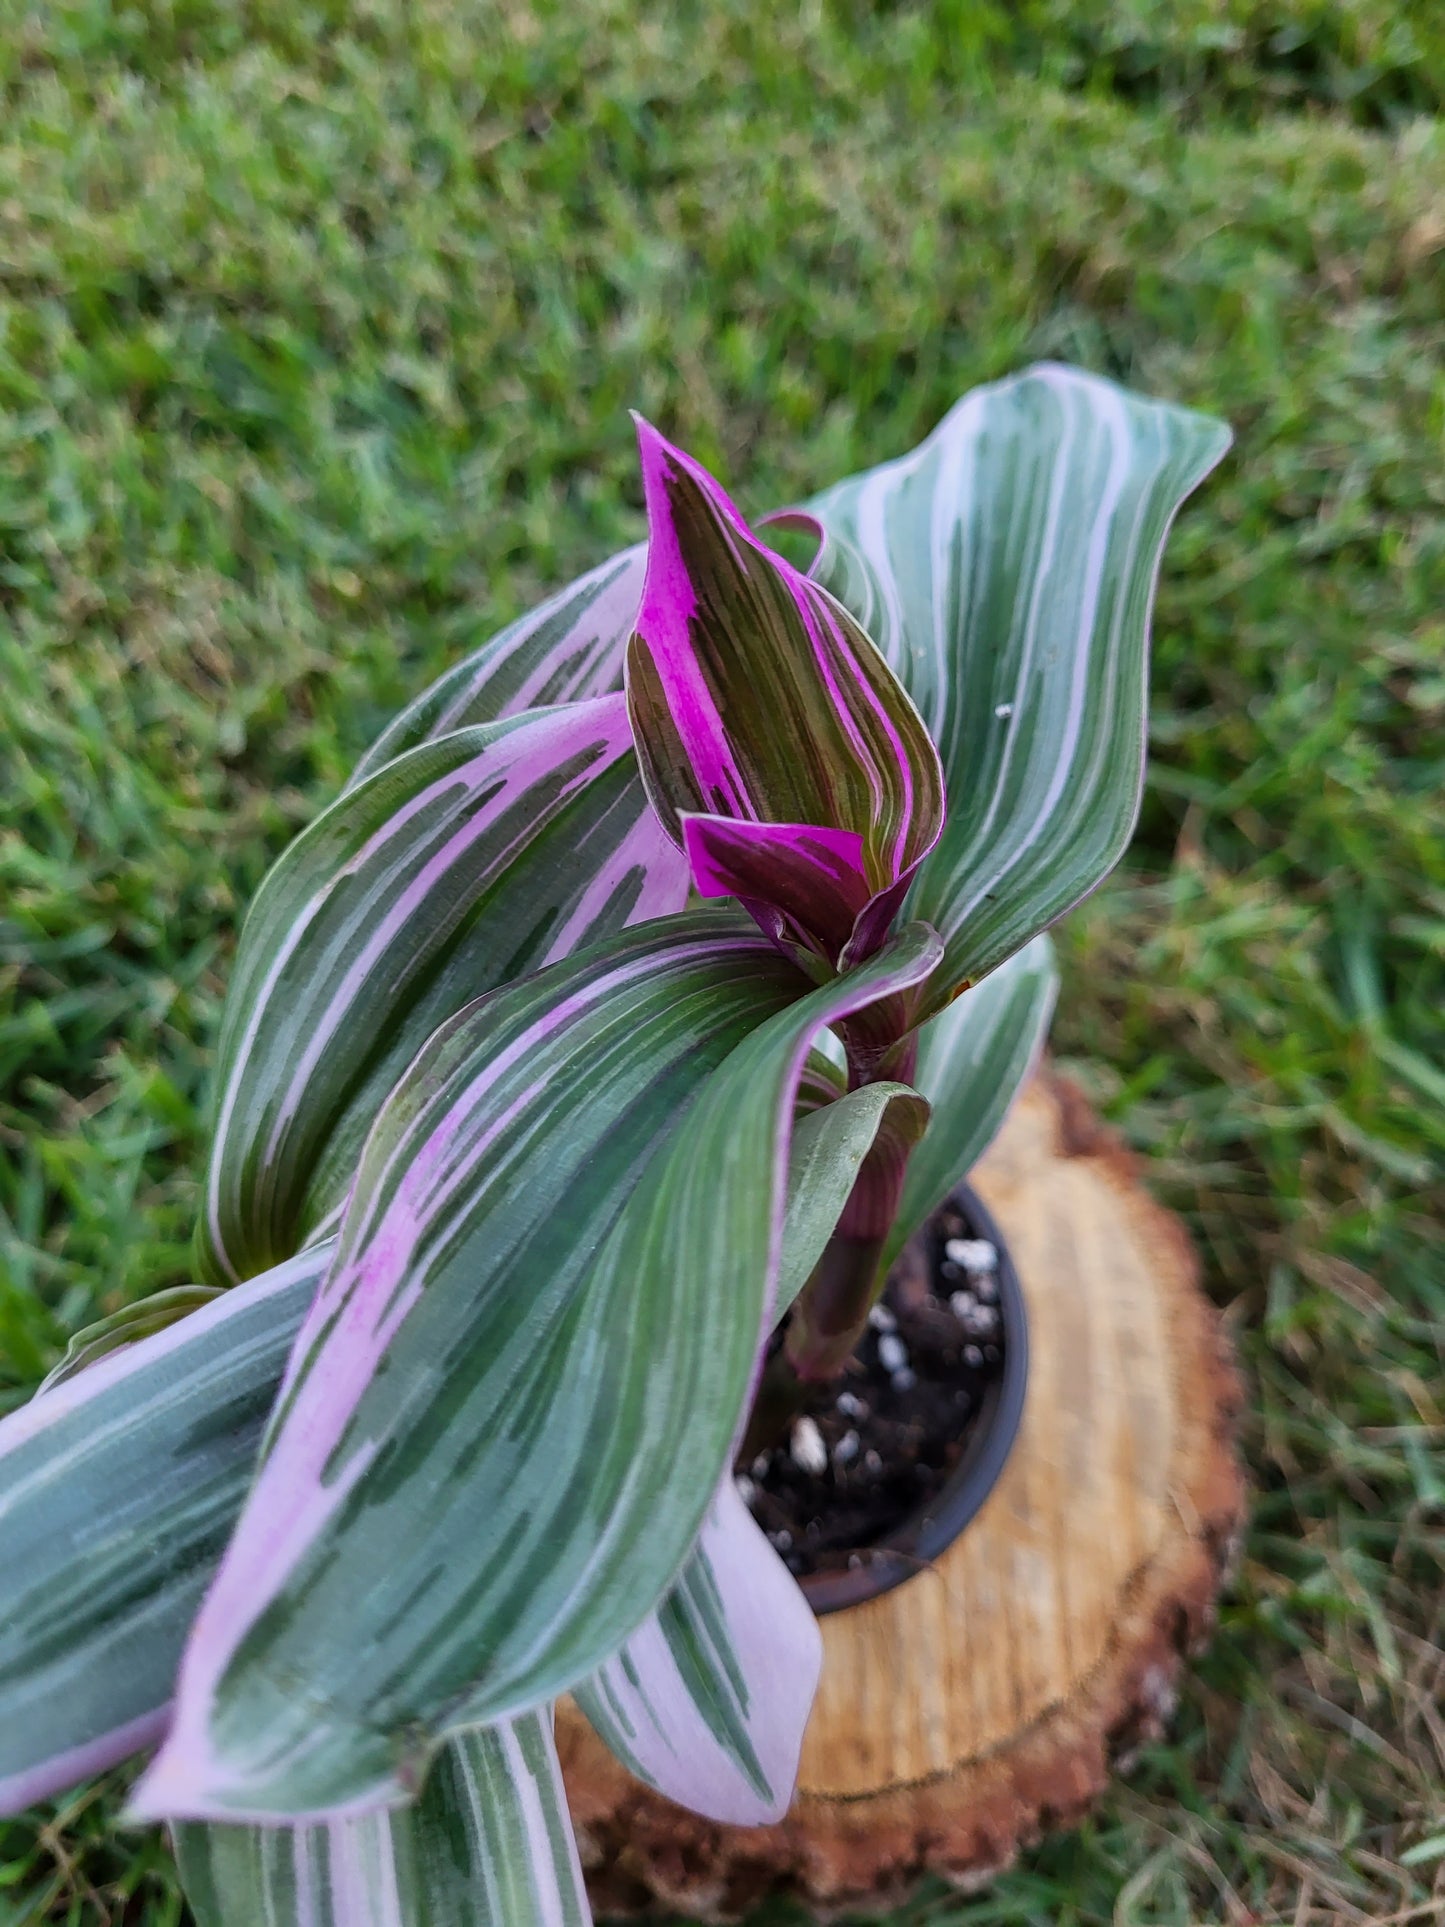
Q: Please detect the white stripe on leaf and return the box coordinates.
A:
[133,922,940,1821]
[202,698,686,1283]
[173,1713,591,1927]
[0,1246,330,1814]
[806,363,1229,1011]
[576,1480,821,1824]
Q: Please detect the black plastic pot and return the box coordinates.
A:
[798,1181,1029,1617]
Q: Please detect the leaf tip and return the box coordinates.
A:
[123,1720,260,1828]
[123,1742,193,1826]
[631,411,683,508]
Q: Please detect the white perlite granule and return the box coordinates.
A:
[877,1332,908,1374]
[789,1415,828,1476]
[945,1236,997,1273]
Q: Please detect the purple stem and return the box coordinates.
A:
[739,1033,920,1459]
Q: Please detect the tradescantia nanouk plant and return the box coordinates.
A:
[0,365,1228,1924]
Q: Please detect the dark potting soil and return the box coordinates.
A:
[738,1197,1006,1581]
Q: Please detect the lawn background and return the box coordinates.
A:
[1,2,1442,1921]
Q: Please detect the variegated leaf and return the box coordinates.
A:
[203,694,687,1284]
[885,934,1059,1268]
[38,1286,224,1392]
[805,362,1230,1008]
[0,1076,910,1821]
[173,1711,590,1927]
[352,546,645,785]
[576,1479,818,1826]
[0,1245,331,1814]
[134,915,941,1821]
[626,419,944,974]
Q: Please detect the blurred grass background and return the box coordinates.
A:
[0,0,1442,1921]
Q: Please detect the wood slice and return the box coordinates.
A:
[556,1069,1246,1921]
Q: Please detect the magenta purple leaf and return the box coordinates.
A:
[626,420,945,979]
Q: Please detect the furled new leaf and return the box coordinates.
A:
[804,363,1229,1008]
[352,546,645,784]
[135,915,941,1821]
[174,1712,590,1927]
[885,935,1058,1267]
[203,695,687,1284]
[0,1245,331,1814]
[626,420,944,976]
[575,1479,819,1825]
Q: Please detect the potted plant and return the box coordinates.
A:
[0,364,1228,1923]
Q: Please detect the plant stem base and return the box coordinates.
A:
[555,1069,1246,1921]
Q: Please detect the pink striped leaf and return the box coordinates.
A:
[570,1070,919,1825]
[626,421,944,978]
[0,1070,908,1821]
[131,915,940,1822]
[173,1711,591,1927]
[575,1477,819,1825]
[800,363,1231,1012]
[202,695,687,1285]
[351,545,646,785]
[0,1244,332,1816]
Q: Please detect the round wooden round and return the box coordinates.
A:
[556,1071,1246,1921]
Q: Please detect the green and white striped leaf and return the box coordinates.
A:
[352,546,644,785]
[0,1067,906,1822]
[38,1286,225,1392]
[575,1478,819,1825]
[885,934,1059,1268]
[806,362,1230,1008]
[174,1710,590,1927]
[0,1245,330,1814]
[203,694,686,1284]
[135,915,941,1821]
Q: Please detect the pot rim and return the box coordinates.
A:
[797,1181,1029,1617]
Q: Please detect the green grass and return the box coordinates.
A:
[1,0,1442,1920]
